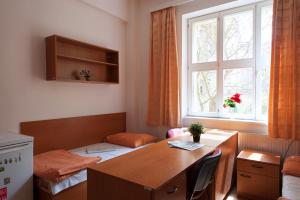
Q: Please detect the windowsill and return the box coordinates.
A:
[182,115,268,135]
[185,115,267,124]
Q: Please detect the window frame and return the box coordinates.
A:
[186,0,272,121]
[255,1,273,121]
[188,13,219,117]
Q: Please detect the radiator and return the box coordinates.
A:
[239,132,300,159]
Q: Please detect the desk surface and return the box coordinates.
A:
[88,129,237,190]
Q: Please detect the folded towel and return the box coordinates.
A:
[282,156,300,177]
[34,149,101,182]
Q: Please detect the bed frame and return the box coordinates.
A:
[20,112,126,200]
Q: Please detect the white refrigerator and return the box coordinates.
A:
[0,133,33,200]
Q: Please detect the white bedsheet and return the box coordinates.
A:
[283,175,300,200]
[38,142,147,195]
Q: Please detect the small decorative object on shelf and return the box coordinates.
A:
[188,122,204,143]
[223,93,242,113]
[79,68,91,81]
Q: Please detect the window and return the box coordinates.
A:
[187,1,273,120]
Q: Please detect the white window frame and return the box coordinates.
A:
[186,0,272,121]
[188,13,219,118]
[255,1,273,121]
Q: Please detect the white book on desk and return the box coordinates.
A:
[168,140,205,151]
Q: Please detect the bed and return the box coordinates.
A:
[20,112,129,200]
[282,175,300,200]
[282,155,300,200]
[38,142,149,195]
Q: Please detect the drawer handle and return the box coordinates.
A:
[251,164,263,169]
[167,186,178,194]
[240,174,251,178]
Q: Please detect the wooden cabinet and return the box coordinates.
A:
[45,35,119,84]
[237,149,280,200]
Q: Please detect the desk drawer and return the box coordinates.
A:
[237,159,279,178]
[153,173,186,200]
[237,171,279,200]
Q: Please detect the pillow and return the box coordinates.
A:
[106,132,157,148]
[282,156,300,177]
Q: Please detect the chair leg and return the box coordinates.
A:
[206,188,211,200]
[189,192,196,200]
[190,190,205,200]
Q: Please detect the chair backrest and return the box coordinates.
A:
[190,149,222,193]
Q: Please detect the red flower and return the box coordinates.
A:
[233,93,240,98]
[230,93,241,104]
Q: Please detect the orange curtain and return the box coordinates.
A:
[268,0,300,140]
[147,7,179,127]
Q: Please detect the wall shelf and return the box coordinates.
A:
[45,35,119,84]
[57,54,118,66]
[56,78,119,84]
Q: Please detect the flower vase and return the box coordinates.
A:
[229,107,237,118]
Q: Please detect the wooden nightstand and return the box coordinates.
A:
[237,149,280,200]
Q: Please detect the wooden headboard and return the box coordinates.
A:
[20,112,126,155]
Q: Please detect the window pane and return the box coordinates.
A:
[223,10,253,60]
[191,70,217,113]
[223,68,253,116]
[192,18,217,63]
[257,5,273,119]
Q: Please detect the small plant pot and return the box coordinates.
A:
[193,135,200,143]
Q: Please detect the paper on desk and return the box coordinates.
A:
[85,149,123,154]
[168,140,205,151]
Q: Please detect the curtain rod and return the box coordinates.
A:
[150,0,195,13]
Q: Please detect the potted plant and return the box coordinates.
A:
[79,68,91,81]
[188,122,204,143]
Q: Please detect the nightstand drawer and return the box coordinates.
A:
[237,159,279,178]
[237,171,279,200]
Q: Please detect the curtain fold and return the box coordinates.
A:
[268,0,300,140]
[147,7,180,127]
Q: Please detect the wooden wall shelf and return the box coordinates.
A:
[57,79,119,84]
[57,55,118,66]
[45,35,119,84]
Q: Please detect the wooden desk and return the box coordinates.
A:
[88,129,238,200]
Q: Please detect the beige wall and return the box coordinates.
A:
[0,0,127,133]
[125,0,139,131]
